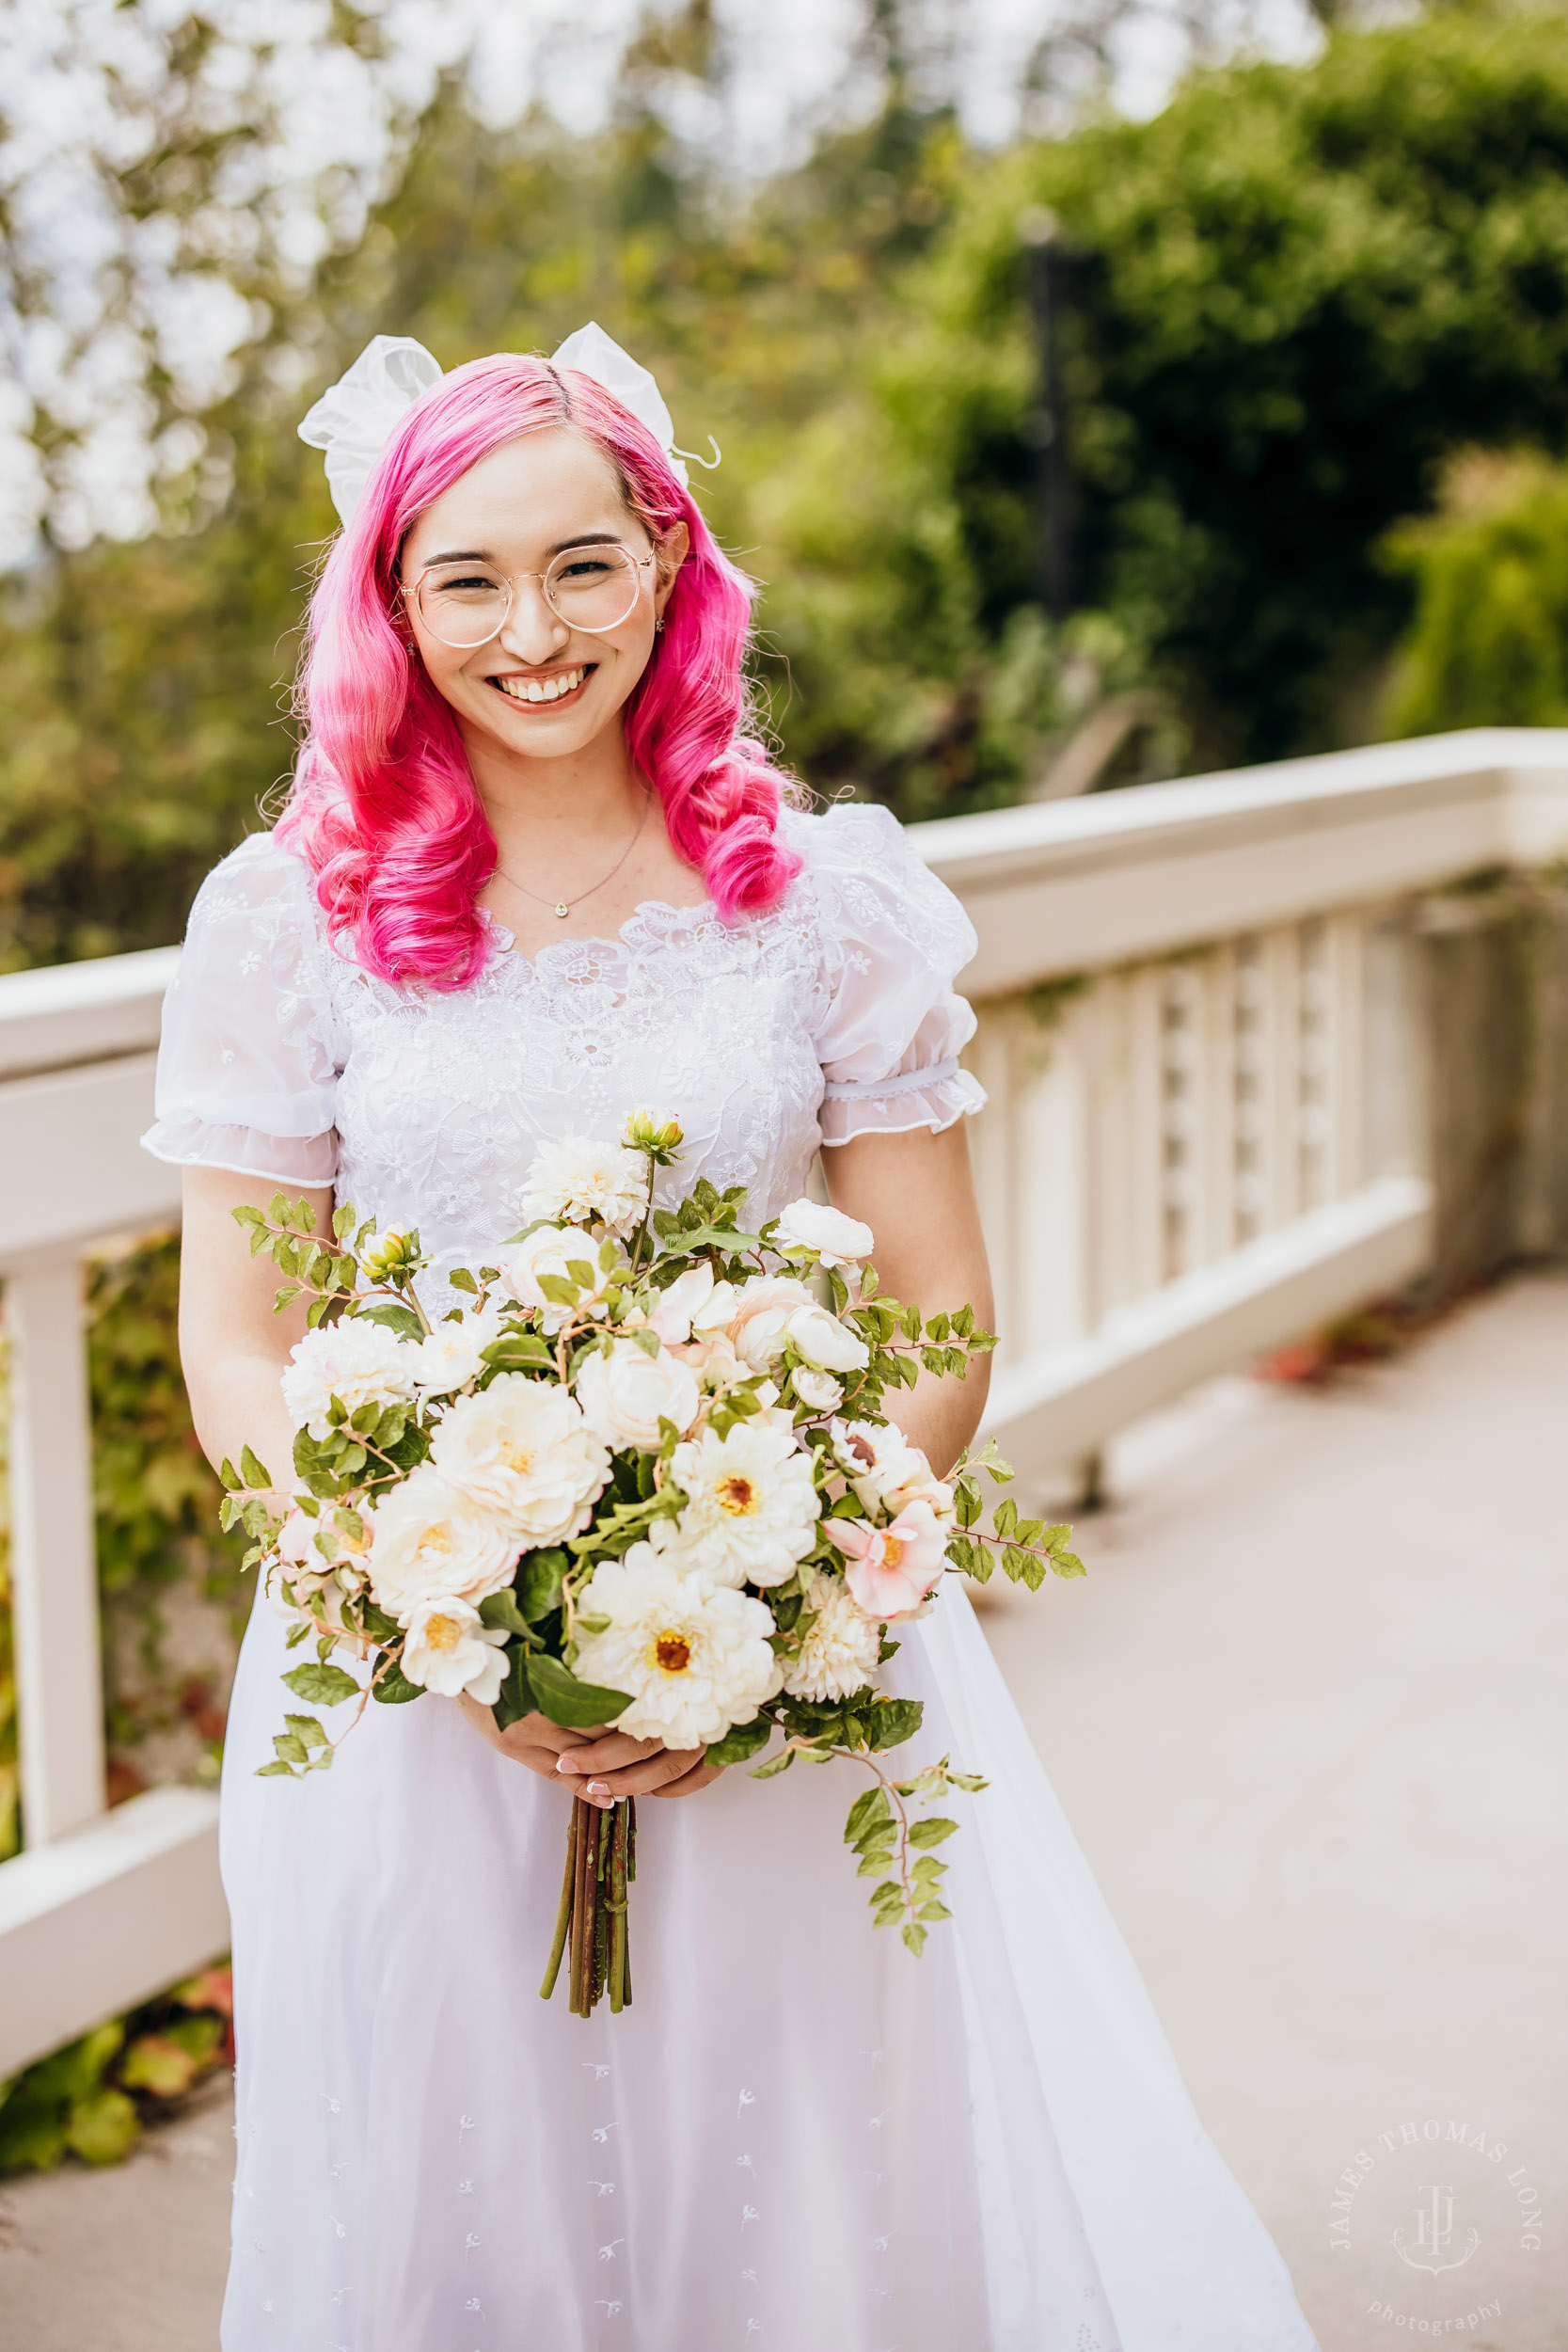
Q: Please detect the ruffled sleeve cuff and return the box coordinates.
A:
[140,1116,339,1186]
[819,1059,987,1146]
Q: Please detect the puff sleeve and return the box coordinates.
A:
[140,832,342,1185]
[796,801,988,1146]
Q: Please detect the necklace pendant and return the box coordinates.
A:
[553,901,570,919]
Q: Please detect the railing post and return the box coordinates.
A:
[6,1256,106,1846]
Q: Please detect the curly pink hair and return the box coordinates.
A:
[278,351,800,987]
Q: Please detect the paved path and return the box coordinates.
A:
[3,1274,1564,2350]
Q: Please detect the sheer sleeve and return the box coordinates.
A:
[140,832,342,1186]
[792,800,988,1147]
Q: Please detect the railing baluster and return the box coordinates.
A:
[6,1255,106,1847]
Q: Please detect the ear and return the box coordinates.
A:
[653,520,690,619]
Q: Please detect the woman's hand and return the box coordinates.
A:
[454,1696,721,1802]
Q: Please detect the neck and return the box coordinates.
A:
[462,718,647,866]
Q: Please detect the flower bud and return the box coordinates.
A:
[360,1225,417,1279]
[624,1108,685,1162]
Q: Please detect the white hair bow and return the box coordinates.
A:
[297,322,700,526]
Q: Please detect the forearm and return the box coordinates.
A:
[182,1341,299,1501]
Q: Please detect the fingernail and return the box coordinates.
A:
[587,1781,611,1798]
[555,1756,576,1772]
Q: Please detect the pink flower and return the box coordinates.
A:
[823,1500,948,1621]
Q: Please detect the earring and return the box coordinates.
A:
[655,614,665,635]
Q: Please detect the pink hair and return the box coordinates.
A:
[279,351,800,988]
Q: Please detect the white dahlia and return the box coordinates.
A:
[365,1466,519,1623]
[660,1419,821,1589]
[280,1319,417,1442]
[399,1595,510,1703]
[782,1568,883,1703]
[518,1136,649,1236]
[431,1374,609,1543]
[572,1547,783,1749]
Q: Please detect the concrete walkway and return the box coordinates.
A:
[3,1274,1564,2350]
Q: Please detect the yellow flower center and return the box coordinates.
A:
[881,1536,905,1568]
[716,1473,758,1516]
[501,1442,536,1475]
[423,1613,462,1652]
[422,1523,454,1555]
[652,1631,692,1674]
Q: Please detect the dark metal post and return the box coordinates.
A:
[1021,206,1071,621]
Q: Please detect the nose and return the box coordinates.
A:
[495,575,567,664]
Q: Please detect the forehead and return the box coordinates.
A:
[402,427,636,570]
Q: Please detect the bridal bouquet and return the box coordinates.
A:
[220,1114,1084,2018]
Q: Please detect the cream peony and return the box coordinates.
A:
[645,1263,737,1345]
[790,1366,844,1415]
[365,1466,519,1623]
[575,1337,702,1454]
[518,1136,648,1235]
[785,1301,870,1375]
[771,1198,875,1268]
[824,1499,949,1622]
[724,1275,816,1374]
[431,1375,609,1542]
[399,1595,510,1703]
[573,1548,782,1749]
[660,1419,821,1588]
[782,1567,883,1702]
[500,1224,620,1333]
[405,1301,508,1395]
[280,1319,417,1442]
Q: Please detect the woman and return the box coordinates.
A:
[146,327,1319,2351]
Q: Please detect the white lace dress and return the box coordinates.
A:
[144,802,1319,2352]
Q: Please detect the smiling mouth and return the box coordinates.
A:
[490,664,595,708]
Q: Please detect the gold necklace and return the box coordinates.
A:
[494,790,652,920]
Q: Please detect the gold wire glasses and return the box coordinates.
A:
[410,544,657,648]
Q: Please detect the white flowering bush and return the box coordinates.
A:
[221,1116,1084,2019]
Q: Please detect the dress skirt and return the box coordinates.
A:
[218,1582,1320,2352]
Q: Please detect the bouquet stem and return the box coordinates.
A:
[543,1795,636,2018]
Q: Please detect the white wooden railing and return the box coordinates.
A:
[3,725,1567,2075]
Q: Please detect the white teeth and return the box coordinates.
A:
[497,667,586,704]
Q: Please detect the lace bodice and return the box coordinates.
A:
[143,802,985,1284]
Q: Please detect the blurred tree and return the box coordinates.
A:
[1381,450,1568,734]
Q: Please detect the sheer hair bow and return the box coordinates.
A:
[297,323,698,526]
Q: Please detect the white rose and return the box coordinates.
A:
[645,1263,737,1344]
[432,1374,609,1543]
[785,1302,870,1375]
[518,1136,648,1235]
[830,1418,943,1515]
[659,1418,821,1588]
[724,1275,816,1374]
[365,1466,519,1623]
[405,1301,507,1395]
[573,1547,783,1749]
[782,1568,882,1703]
[790,1366,845,1414]
[400,1595,510,1703]
[500,1225,620,1332]
[575,1338,702,1454]
[279,1319,417,1442]
[772,1198,875,1268]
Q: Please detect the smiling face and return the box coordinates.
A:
[398,427,686,767]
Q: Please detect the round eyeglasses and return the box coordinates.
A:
[409,544,657,649]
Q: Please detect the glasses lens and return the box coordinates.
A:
[545,545,641,635]
[415,566,512,648]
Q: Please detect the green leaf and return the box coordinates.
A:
[281,1661,359,1707]
[535,1272,579,1307]
[901,1922,928,1957]
[863,1696,924,1751]
[516,1548,567,1622]
[478,1587,531,1637]
[492,1647,535,1732]
[908,1816,958,1849]
[992,1496,1018,1539]
[255,1758,296,1778]
[951,1304,974,1338]
[526,1653,631,1728]
[914,1899,953,1923]
[239,1444,273,1492]
[273,1733,308,1764]
[482,1333,554,1370]
[1052,1549,1087,1579]
[844,1785,893,1844]
[371,1655,424,1704]
[448,1266,479,1294]
[750,1746,796,1779]
[856,1843,897,1876]
[282,1713,330,1750]
[705,1715,773,1769]
[359,1301,424,1342]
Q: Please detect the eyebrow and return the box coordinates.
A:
[420,531,627,565]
